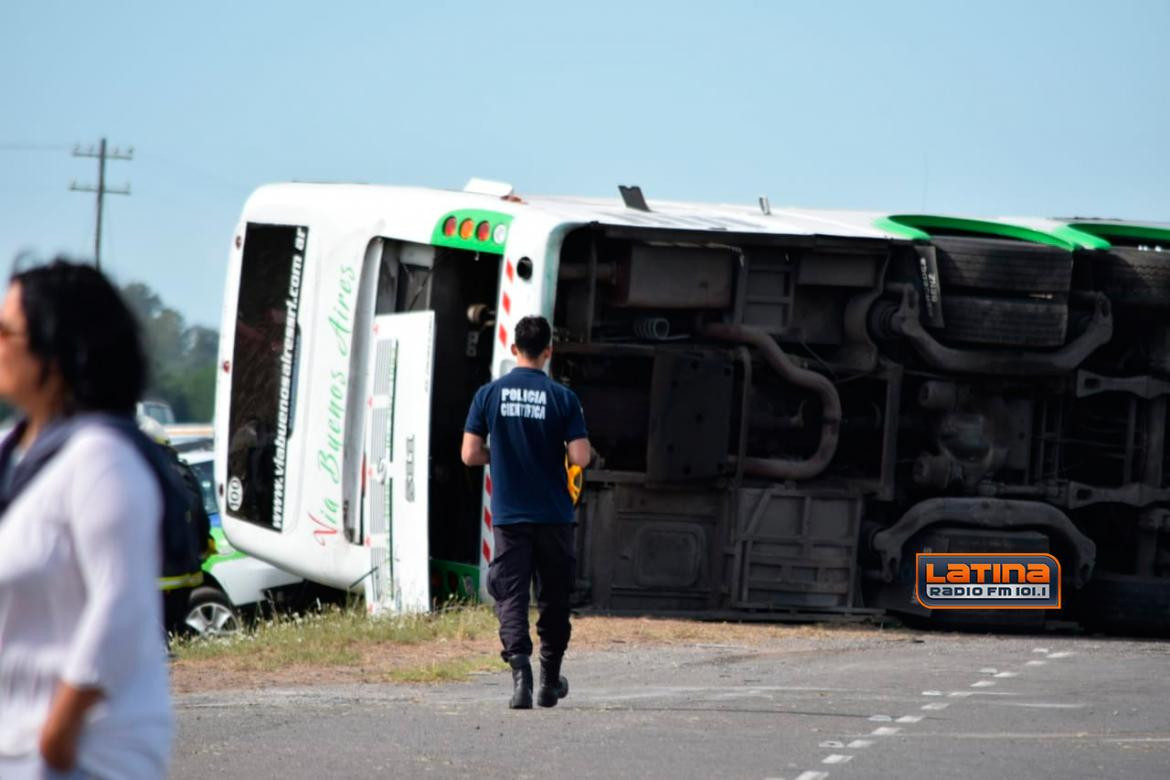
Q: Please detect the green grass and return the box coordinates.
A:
[172,604,501,674]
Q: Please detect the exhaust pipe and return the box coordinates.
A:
[702,323,841,480]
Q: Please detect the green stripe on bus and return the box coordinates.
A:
[1067,222,1170,246]
[877,214,1088,251]
[432,209,513,253]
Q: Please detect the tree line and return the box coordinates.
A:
[121,282,218,422]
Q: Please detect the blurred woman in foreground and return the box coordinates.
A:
[0,259,173,778]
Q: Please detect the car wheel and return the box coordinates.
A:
[933,236,1074,294]
[936,294,1068,348]
[185,586,241,638]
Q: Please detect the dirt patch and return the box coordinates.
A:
[171,616,908,694]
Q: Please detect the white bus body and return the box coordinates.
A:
[214,182,894,614]
[216,181,1167,631]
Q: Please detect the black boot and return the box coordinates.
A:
[508,655,533,709]
[537,655,570,708]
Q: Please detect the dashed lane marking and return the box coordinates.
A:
[846,740,874,749]
[1025,660,1047,666]
[922,702,949,711]
[971,680,996,688]
[822,755,853,765]
[794,771,830,780]
[994,671,1019,678]
[871,726,901,736]
[896,715,924,723]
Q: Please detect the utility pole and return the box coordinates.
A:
[70,137,133,271]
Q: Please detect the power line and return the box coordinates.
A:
[0,142,70,151]
[69,137,133,271]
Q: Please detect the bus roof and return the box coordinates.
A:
[242,181,908,242]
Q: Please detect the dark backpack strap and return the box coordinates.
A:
[0,420,28,516]
[0,416,87,515]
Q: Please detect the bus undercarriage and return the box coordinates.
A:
[222,196,1169,634]
[537,224,1169,632]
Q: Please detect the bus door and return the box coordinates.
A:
[362,310,435,614]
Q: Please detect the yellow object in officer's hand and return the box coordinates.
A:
[565,455,584,505]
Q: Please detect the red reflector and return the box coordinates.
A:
[476,221,491,241]
[505,260,514,281]
[485,474,493,494]
[459,219,474,240]
[484,508,493,529]
[482,540,492,561]
[442,216,457,236]
[499,324,507,345]
[502,292,511,314]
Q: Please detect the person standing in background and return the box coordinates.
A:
[462,315,591,709]
[0,259,173,778]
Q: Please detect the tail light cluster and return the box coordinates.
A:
[435,210,512,251]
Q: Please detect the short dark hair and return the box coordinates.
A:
[12,258,146,415]
[513,315,551,359]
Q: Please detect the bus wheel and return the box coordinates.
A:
[185,586,241,638]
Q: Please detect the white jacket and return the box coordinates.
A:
[0,426,173,778]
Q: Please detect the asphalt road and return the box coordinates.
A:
[173,631,1170,779]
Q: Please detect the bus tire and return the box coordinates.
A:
[936,295,1068,348]
[1091,248,1170,307]
[933,236,1073,294]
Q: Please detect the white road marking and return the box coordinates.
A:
[1046,651,1073,659]
[891,731,1170,741]
[1032,647,1050,654]
[794,771,830,780]
[948,691,974,698]
[971,680,996,688]
[985,701,1086,709]
[922,702,949,711]
[846,740,874,749]
[1025,660,1047,666]
[871,726,901,736]
[994,671,1019,678]
[822,755,853,765]
[922,690,943,696]
[896,715,924,723]
[868,715,892,722]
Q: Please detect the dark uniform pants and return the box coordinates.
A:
[487,522,576,663]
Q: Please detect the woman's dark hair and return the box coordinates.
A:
[514,315,551,359]
[12,258,146,414]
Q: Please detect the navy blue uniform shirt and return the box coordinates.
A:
[464,367,588,525]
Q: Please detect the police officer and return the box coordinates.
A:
[462,315,591,709]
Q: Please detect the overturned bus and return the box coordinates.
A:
[213,180,1170,632]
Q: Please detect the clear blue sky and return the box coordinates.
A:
[2,0,1167,328]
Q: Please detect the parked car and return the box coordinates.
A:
[179,448,308,636]
[136,399,176,426]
